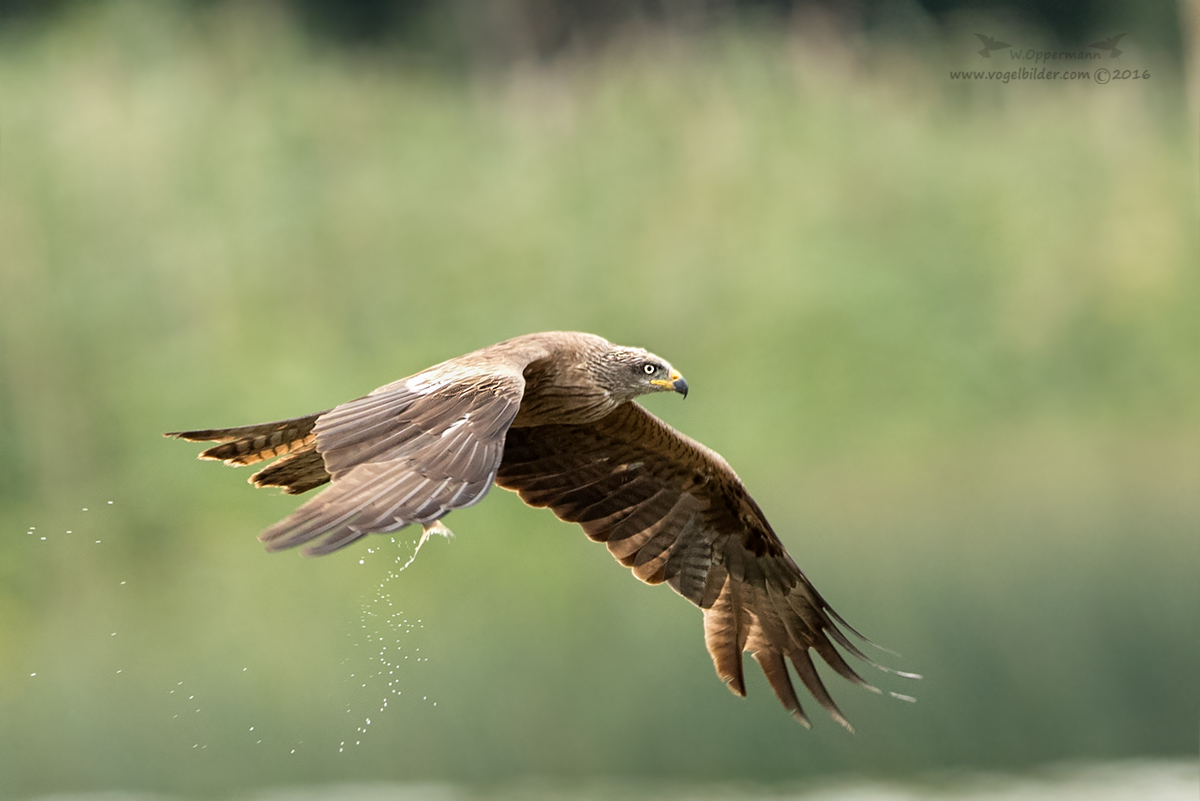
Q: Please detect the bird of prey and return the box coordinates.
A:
[974,33,1011,59]
[1088,34,1126,58]
[167,332,914,728]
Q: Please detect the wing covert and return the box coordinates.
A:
[259,369,525,556]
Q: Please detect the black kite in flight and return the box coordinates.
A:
[167,331,915,728]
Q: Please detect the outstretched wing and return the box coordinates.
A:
[258,366,526,556]
[496,402,911,728]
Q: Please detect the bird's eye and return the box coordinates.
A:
[643,363,657,375]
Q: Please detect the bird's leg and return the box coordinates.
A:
[421,519,455,543]
[395,520,456,573]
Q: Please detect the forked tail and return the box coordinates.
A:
[164,412,332,494]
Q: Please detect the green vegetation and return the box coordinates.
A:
[0,3,1196,798]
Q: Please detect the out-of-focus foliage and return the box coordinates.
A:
[0,0,1187,62]
[0,2,1196,798]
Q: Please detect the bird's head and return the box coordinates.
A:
[596,346,688,402]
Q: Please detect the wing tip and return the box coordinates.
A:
[258,522,297,549]
[721,674,747,698]
[258,532,324,557]
[259,536,293,553]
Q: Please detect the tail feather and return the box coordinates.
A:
[164,412,327,466]
[251,448,330,494]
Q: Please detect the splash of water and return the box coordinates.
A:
[341,524,447,751]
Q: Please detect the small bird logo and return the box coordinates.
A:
[974,34,1011,59]
[1088,34,1126,58]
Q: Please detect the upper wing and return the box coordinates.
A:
[495,402,910,728]
[258,367,526,556]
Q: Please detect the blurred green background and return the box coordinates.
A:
[0,1,1197,798]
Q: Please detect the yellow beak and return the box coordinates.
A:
[651,369,689,397]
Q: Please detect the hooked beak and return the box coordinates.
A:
[652,369,688,398]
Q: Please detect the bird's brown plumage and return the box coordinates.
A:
[166,331,914,726]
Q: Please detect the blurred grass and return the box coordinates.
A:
[0,2,1197,798]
